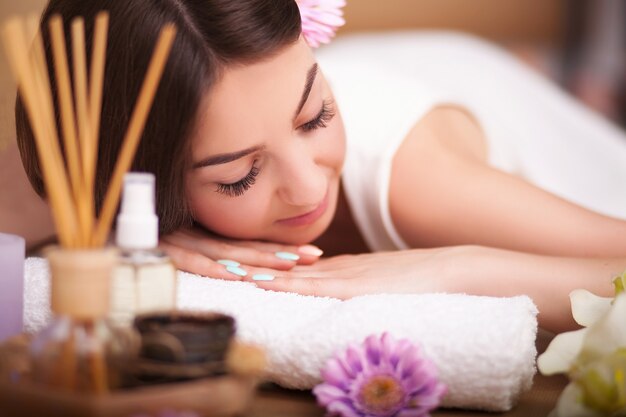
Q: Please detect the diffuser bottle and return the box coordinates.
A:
[110,173,177,327]
[30,248,134,393]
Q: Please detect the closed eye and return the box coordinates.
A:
[216,164,260,197]
[299,100,335,132]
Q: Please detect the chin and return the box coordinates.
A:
[271,209,335,245]
[273,223,328,245]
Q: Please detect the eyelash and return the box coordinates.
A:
[300,100,336,132]
[215,101,335,197]
[216,164,260,197]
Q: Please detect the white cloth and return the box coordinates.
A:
[316,31,626,251]
[24,258,538,411]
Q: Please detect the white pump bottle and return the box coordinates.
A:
[110,173,177,326]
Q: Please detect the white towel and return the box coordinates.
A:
[24,257,538,411]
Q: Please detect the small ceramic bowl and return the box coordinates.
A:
[132,311,236,382]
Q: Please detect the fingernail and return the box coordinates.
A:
[252,274,275,281]
[218,259,240,267]
[298,244,324,257]
[226,265,247,277]
[275,251,300,261]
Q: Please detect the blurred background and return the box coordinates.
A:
[0,0,625,152]
[0,0,624,248]
[340,0,626,127]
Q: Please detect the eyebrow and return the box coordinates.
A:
[192,144,265,169]
[294,63,318,119]
[193,64,318,169]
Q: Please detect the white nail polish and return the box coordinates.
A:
[298,245,324,257]
[275,251,300,261]
[252,274,275,281]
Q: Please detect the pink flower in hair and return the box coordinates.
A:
[296,0,346,48]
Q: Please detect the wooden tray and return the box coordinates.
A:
[0,335,263,417]
[0,375,258,417]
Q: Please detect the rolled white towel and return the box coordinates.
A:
[24,258,538,411]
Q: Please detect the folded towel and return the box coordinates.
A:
[24,257,538,411]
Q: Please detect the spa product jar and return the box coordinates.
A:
[110,173,177,327]
[30,248,135,393]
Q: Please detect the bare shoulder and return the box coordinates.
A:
[389,106,626,255]
[407,105,488,161]
[388,105,489,247]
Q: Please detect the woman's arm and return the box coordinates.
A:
[452,246,621,333]
[389,106,626,257]
[250,245,623,333]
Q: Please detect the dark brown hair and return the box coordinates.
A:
[16,0,301,234]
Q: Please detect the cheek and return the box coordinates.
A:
[186,183,272,239]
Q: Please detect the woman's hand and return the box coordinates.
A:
[160,227,323,280]
[247,247,467,298]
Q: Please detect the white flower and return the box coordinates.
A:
[569,289,612,327]
[538,293,626,416]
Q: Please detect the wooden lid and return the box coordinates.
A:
[47,247,117,319]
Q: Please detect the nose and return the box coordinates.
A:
[276,146,327,208]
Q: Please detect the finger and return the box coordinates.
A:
[247,275,351,299]
[290,253,363,272]
[159,241,250,281]
[162,233,298,270]
[219,238,323,266]
[182,228,323,265]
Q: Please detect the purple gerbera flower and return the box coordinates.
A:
[296,0,346,48]
[313,333,447,417]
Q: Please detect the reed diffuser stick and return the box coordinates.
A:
[88,12,109,184]
[69,17,107,389]
[30,24,80,248]
[71,17,90,178]
[93,24,177,246]
[3,13,177,394]
[71,17,93,245]
[49,16,83,235]
[33,27,83,248]
[2,18,77,246]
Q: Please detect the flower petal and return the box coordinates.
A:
[364,333,383,366]
[402,361,437,393]
[538,329,587,375]
[321,357,352,390]
[326,399,362,417]
[343,345,365,376]
[296,0,345,48]
[551,383,602,417]
[570,289,612,327]
[395,344,422,379]
[388,339,413,370]
[313,383,349,405]
[579,293,626,364]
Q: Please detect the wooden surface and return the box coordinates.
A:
[0,330,567,416]
[247,372,567,417]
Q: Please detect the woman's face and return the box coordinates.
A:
[185,38,346,244]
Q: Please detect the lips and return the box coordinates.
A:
[276,192,329,227]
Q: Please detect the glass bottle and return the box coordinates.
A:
[110,173,177,327]
[30,248,135,393]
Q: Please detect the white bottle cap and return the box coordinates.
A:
[116,172,159,249]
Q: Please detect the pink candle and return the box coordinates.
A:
[0,233,25,341]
